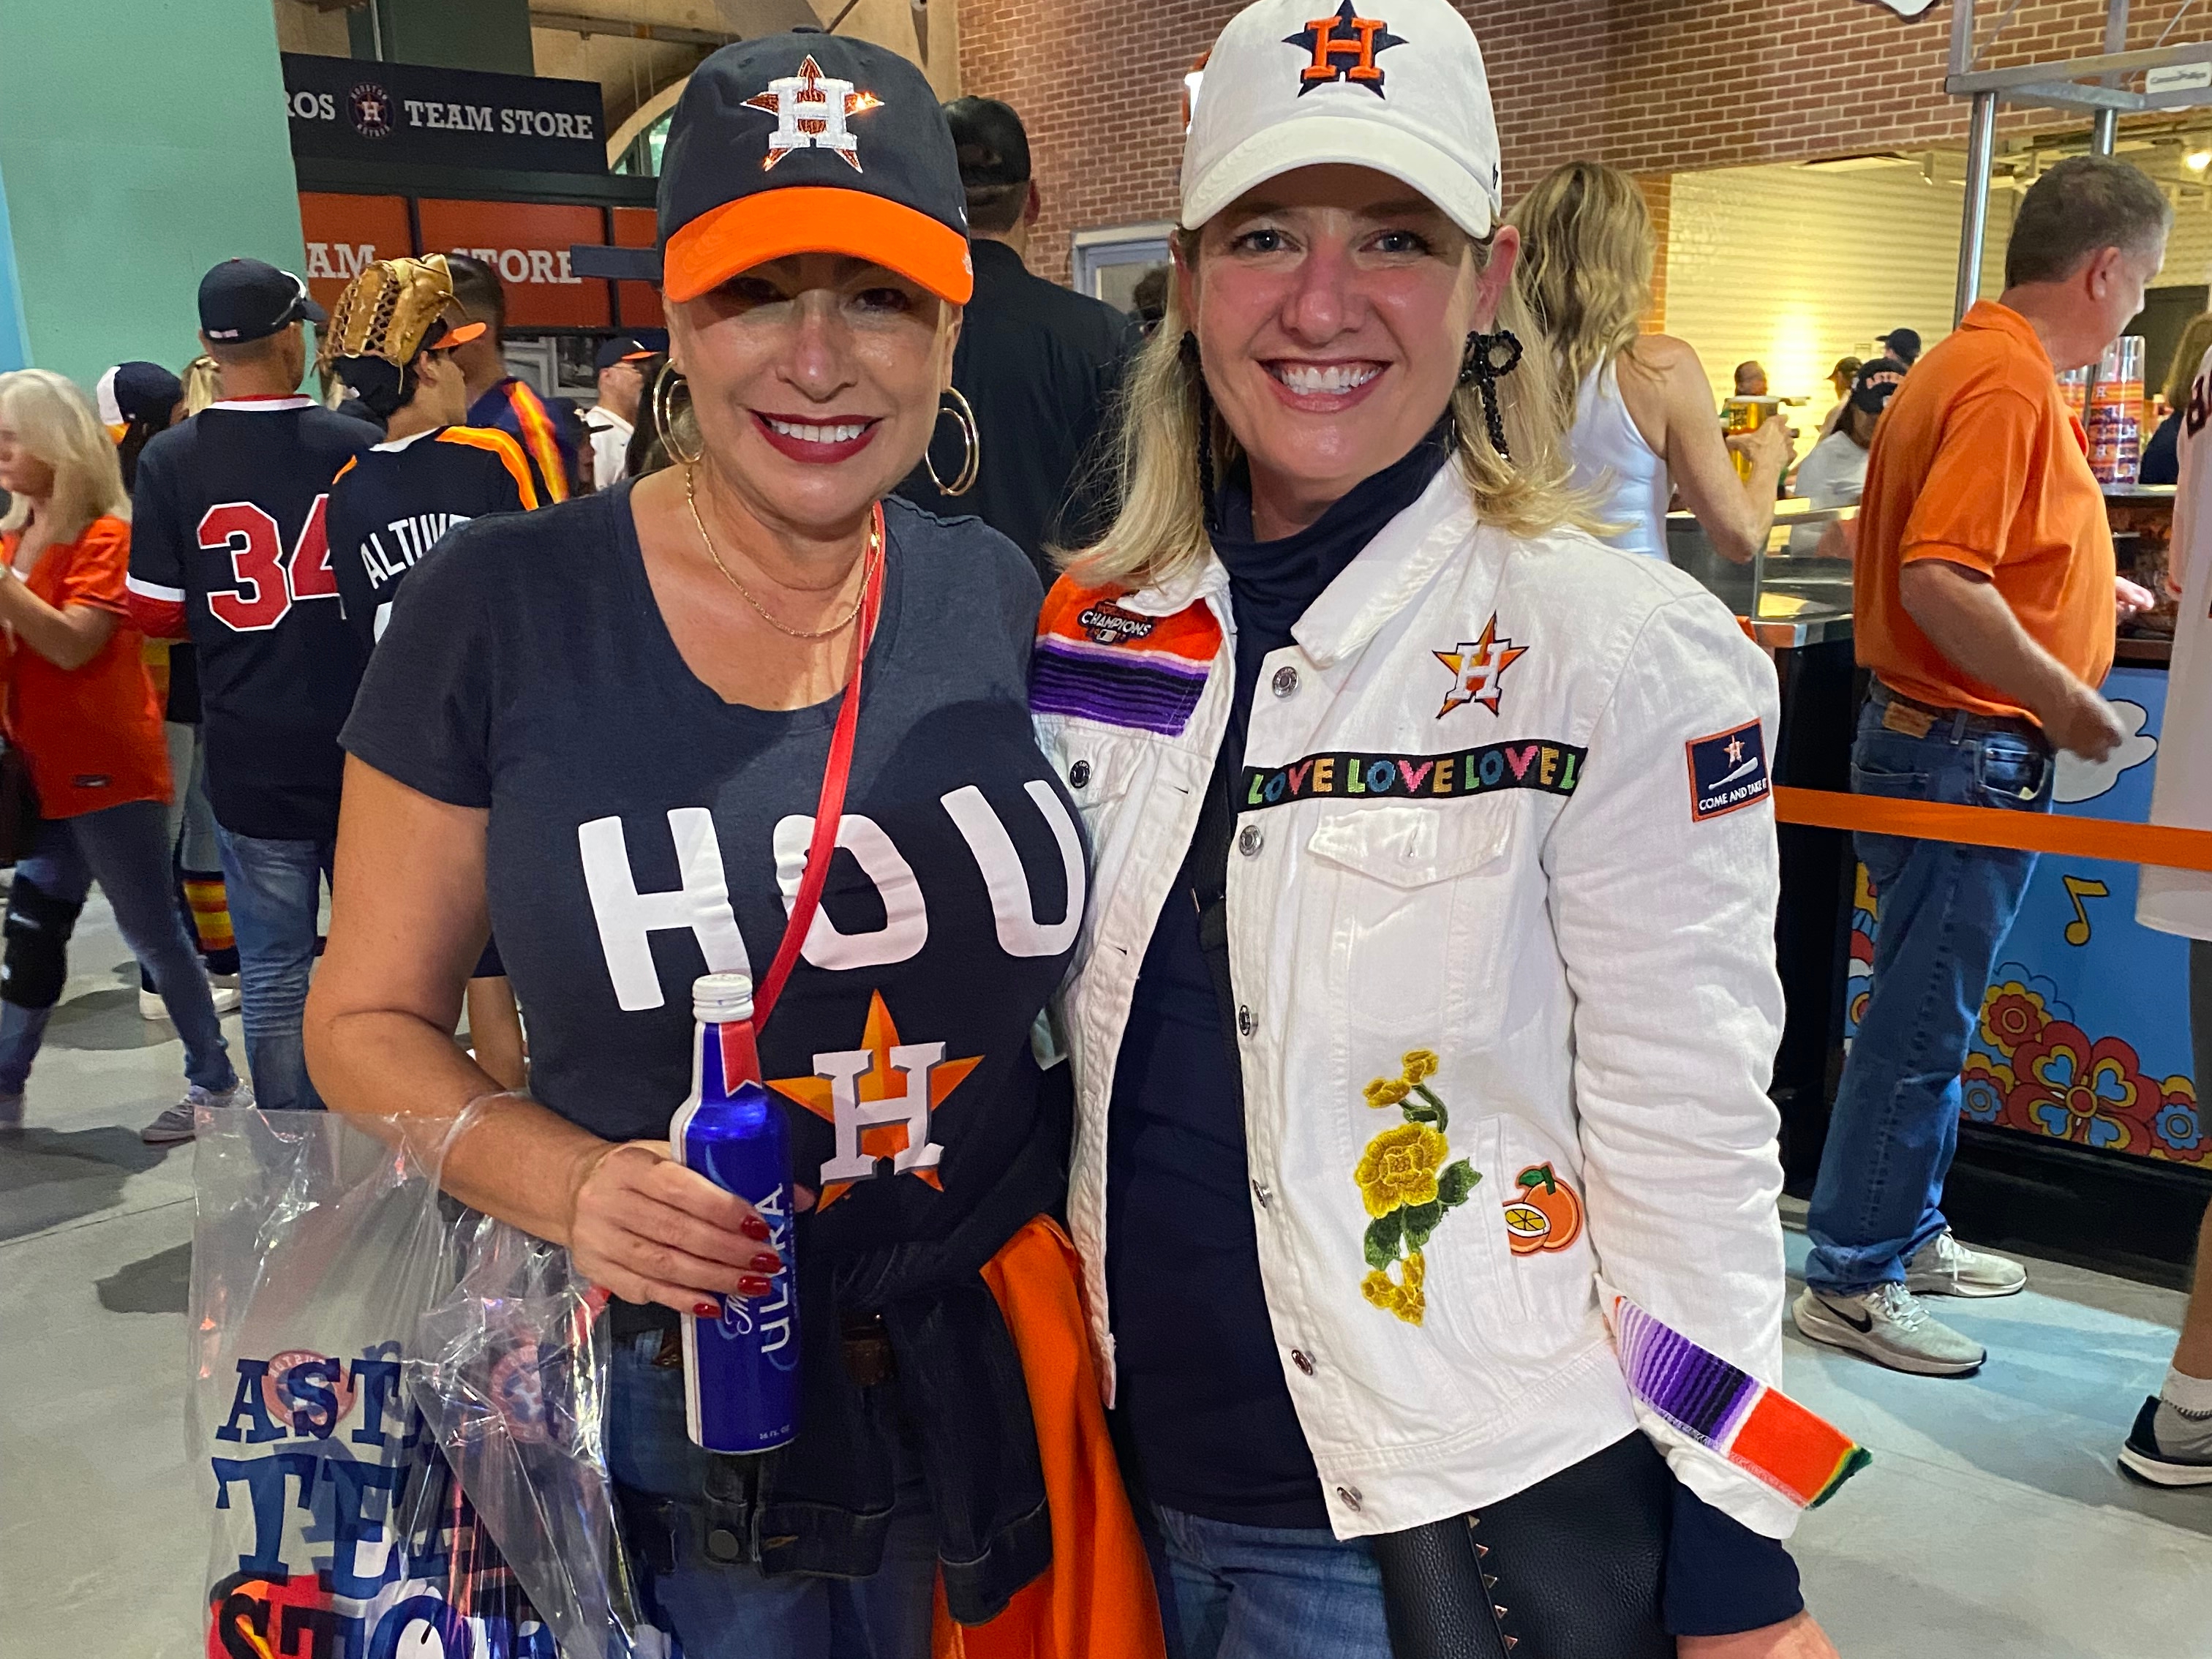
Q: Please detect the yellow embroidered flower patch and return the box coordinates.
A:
[1354,1049,1481,1326]
[1362,1250,1426,1323]
[1355,1124,1447,1216]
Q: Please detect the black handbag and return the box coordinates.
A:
[1367,1432,1674,1659]
[0,739,40,865]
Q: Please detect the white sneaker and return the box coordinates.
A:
[1792,1283,1987,1376]
[140,1080,252,1146]
[1905,1230,2028,1298]
[139,981,242,1021]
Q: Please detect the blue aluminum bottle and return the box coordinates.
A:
[669,971,799,1453]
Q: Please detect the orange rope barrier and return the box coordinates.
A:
[1770,786,2212,873]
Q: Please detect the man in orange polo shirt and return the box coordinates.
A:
[1799,155,2164,1377]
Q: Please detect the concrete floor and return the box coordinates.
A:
[3,895,2211,1657]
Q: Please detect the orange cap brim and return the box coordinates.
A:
[663,187,974,306]
[443,320,488,347]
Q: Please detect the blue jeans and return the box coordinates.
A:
[1156,1507,1390,1659]
[0,800,236,1095]
[1805,694,2053,1294]
[604,1330,937,1658]
[214,824,333,1113]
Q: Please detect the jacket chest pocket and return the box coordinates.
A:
[1304,800,1520,1056]
[1048,728,1139,846]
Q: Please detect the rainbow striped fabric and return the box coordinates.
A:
[1031,582,1222,736]
[1613,1296,1870,1509]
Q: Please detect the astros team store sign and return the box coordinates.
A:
[282,54,606,176]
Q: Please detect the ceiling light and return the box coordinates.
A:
[2187,148,2212,173]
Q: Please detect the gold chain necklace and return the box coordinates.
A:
[685,463,879,642]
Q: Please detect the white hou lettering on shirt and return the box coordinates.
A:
[578,808,752,1010]
[940,782,1086,958]
[770,813,929,970]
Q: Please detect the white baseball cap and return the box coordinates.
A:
[1181,0,1502,238]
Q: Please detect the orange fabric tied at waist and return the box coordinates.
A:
[932,1217,1168,1659]
[1771,786,2212,873]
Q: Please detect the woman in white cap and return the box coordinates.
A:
[1037,2,1847,1655]
[307,31,1156,1658]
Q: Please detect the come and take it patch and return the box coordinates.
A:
[1685,721,1771,822]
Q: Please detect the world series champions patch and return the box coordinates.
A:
[1242,739,1586,810]
[1685,721,1771,822]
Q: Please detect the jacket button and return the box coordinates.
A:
[1238,824,1263,857]
[1237,1005,1254,1037]
[704,1526,745,1562]
[1069,759,1091,789]
[1335,1485,1363,1513]
[1251,1179,1271,1208]
[1271,666,1299,698]
[1292,1349,1314,1375]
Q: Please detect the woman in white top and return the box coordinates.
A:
[1510,161,1793,563]
[1788,357,1904,556]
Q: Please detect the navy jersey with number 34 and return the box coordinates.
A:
[126,396,379,840]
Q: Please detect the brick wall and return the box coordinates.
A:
[960,0,2199,285]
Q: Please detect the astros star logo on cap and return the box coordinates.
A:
[744,53,885,172]
[1285,1,1405,96]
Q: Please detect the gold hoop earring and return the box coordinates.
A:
[924,387,980,497]
[652,362,704,467]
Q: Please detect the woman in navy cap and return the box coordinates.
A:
[307,32,1143,1657]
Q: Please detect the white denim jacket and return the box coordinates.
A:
[1031,466,1803,1543]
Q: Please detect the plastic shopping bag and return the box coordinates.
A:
[189,1105,670,1658]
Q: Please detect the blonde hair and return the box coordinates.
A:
[181,355,222,416]
[1064,227,1581,592]
[0,369,131,540]
[1507,161,1655,426]
[2164,312,2212,413]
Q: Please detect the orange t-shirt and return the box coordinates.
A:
[1853,299,2115,720]
[1,516,171,819]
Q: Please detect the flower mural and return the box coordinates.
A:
[1966,968,2201,1163]
[1846,871,2204,1166]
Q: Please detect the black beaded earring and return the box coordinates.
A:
[1181,331,1220,530]
[1458,328,1525,459]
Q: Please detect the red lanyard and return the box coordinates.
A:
[751,502,886,1030]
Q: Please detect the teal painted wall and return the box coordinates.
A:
[0,0,306,392]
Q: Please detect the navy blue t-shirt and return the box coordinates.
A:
[342,485,1085,1260]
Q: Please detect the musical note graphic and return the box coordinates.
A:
[2061,874,2110,947]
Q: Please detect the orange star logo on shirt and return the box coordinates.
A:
[1433,614,1528,718]
[769,990,982,1209]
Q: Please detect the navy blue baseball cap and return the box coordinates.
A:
[657,31,972,306]
[101,361,184,425]
[1851,356,1909,417]
[595,335,658,372]
[198,258,326,344]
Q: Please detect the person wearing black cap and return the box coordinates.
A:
[124,257,379,1132]
[1880,326,1922,367]
[444,253,577,503]
[582,334,658,489]
[309,31,1156,1657]
[895,95,1139,579]
[99,361,244,1023]
[1790,356,1906,556]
